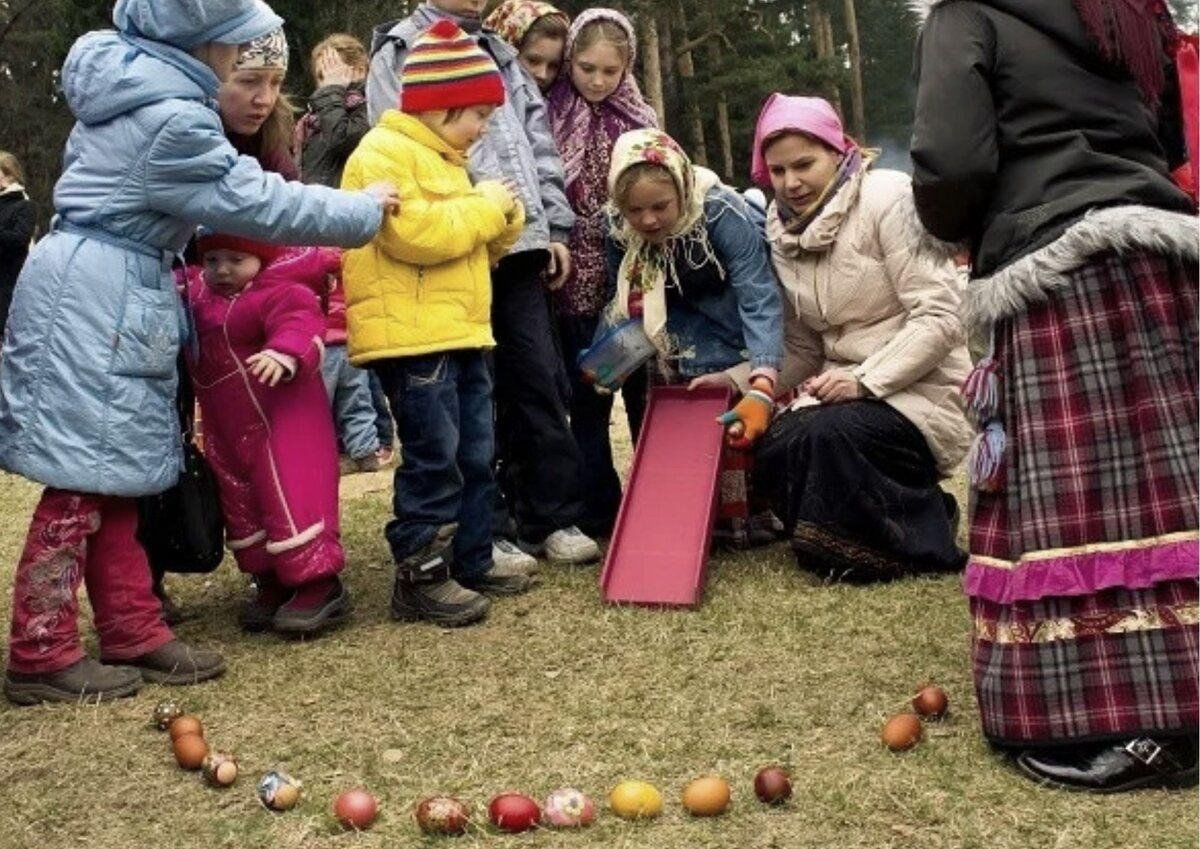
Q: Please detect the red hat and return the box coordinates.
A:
[401,19,506,114]
[196,232,283,265]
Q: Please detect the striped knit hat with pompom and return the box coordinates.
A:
[401,19,506,113]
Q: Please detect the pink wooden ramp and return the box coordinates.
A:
[600,385,731,607]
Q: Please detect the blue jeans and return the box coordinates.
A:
[321,344,381,460]
[374,351,496,579]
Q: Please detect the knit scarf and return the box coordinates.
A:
[485,0,569,49]
[607,129,723,350]
[780,147,864,235]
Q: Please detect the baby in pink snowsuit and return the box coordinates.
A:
[184,232,349,636]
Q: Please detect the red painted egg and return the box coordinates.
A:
[912,684,949,719]
[488,792,541,833]
[333,788,378,830]
[753,766,793,804]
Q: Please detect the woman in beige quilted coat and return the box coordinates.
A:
[749,93,973,583]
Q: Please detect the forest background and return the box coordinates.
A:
[1,0,1197,228]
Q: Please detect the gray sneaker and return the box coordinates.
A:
[460,560,537,596]
[492,539,539,574]
[521,526,602,565]
[4,658,142,706]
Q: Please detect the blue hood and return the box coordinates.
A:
[113,0,283,50]
[62,31,216,126]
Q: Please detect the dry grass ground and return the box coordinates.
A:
[0,415,1196,849]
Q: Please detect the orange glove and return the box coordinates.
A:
[717,388,774,449]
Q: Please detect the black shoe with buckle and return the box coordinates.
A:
[1017,736,1199,793]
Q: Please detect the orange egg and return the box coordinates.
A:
[173,733,209,770]
[169,715,204,740]
[881,713,923,751]
[681,776,731,817]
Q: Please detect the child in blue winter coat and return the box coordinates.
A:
[0,0,398,707]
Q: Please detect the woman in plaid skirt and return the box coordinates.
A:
[912,0,1198,791]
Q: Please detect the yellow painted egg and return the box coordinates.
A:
[609,780,663,820]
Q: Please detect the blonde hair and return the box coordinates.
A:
[0,151,25,186]
[612,162,677,211]
[573,19,633,67]
[261,96,297,163]
[310,33,368,84]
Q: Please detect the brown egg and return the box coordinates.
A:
[173,733,209,770]
[881,713,923,751]
[169,715,204,740]
[912,685,949,720]
[681,776,731,817]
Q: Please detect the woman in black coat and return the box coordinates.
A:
[911,0,1198,792]
[0,151,35,337]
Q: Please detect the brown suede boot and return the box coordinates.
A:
[110,639,226,685]
[4,658,142,706]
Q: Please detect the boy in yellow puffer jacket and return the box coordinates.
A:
[342,19,527,627]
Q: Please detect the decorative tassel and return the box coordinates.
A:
[961,356,1001,422]
[967,421,1007,493]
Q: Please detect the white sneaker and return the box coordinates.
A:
[492,539,539,574]
[538,526,602,565]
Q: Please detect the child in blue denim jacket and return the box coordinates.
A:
[602,129,784,547]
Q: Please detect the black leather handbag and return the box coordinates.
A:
[137,362,226,574]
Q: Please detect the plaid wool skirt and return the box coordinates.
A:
[966,251,1200,746]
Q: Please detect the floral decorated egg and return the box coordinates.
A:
[257,770,302,811]
[543,788,596,828]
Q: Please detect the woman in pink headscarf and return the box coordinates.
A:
[750,94,974,584]
[546,8,658,537]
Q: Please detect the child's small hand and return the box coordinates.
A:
[246,352,288,387]
[364,182,401,216]
[316,49,361,87]
[476,180,516,216]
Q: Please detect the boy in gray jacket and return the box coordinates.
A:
[367,1,601,619]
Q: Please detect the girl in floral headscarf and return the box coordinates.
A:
[485,0,570,92]
[546,9,659,537]
[600,129,784,545]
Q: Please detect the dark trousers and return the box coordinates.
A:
[753,400,963,579]
[491,251,586,543]
[374,351,496,580]
[557,314,648,538]
[367,369,395,447]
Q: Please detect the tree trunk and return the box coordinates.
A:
[637,10,666,127]
[842,0,867,140]
[673,3,708,166]
[707,40,734,181]
[820,8,843,115]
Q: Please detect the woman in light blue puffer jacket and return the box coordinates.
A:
[1,0,398,707]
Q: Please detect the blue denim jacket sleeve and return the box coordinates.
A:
[705,191,783,371]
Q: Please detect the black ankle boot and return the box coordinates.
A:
[1017,736,1199,793]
